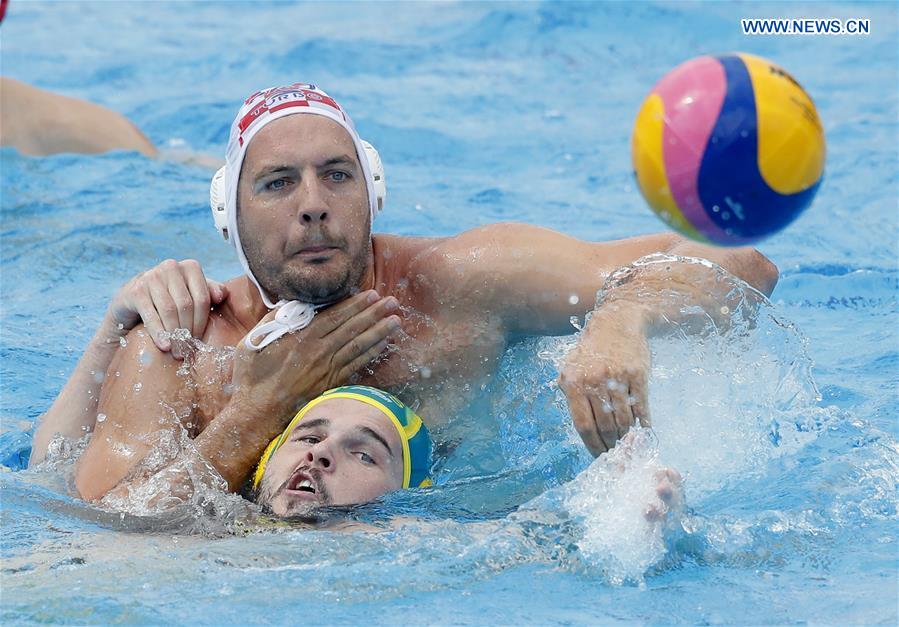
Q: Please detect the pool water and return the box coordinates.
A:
[1,1,897,624]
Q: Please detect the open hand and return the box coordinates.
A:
[559,311,651,456]
[230,290,401,432]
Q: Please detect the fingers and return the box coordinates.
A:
[629,380,651,427]
[327,296,399,346]
[589,394,617,454]
[567,389,605,457]
[310,290,381,338]
[147,274,181,339]
[207,280,228,305]
[607,380,635,440]
[131,287,170,352]
[648,468,685,520]
[179,260,212,336]
[165,270,195,333]
[336,338,391,384]
[113,259,219,356]
[331,314,401,368]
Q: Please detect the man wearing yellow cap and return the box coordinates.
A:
[252,385,432,516]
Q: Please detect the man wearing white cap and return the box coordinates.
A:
[32,83,778,505]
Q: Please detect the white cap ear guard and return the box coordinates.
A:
[209,140,386,244]
[361,140,386,214]
[210,165,229,241]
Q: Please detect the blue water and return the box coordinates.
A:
[2,1,897,624]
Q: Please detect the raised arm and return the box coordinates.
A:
[29,260,226,467]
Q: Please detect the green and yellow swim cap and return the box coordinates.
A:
[252,385,433,491]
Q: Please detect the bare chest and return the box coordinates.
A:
[356,307,507,427]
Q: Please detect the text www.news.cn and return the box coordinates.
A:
[741,18,870,36]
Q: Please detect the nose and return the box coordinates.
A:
[298,177,329,225]
[305,442,333,471]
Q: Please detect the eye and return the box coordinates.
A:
[353,451,375,465]
[327,171,350,183]
[296,434,320,445]
[265,178,290,191]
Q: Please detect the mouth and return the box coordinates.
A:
[293,245,340,261]
[283,469,322,503]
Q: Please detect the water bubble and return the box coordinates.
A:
[96,413,107,423]
[568,294,580,305]
[133,383,143,393]
[119,336,128,348]
[138,350,153,366]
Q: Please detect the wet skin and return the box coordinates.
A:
[73,112,778,501]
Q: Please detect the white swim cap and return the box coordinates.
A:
[209,83,386,350]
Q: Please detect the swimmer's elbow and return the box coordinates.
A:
[748,250,779,296]
[74,461,109,502]
[73,442,130,502]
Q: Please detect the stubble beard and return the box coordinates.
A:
[258,467,332,517]
[242,229,372,306]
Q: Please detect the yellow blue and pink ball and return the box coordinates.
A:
[632,53,826,246]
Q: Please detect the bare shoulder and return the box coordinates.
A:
[203,276,267,347]
[103,325,187,397]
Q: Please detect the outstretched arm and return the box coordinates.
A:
[429,223,776,337]
[429,222,777,456]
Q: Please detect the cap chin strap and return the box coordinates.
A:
[208,141,385,351]
[245,300,317,350]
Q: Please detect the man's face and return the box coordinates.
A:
[257,398,405,517]
[237,114,372,304]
